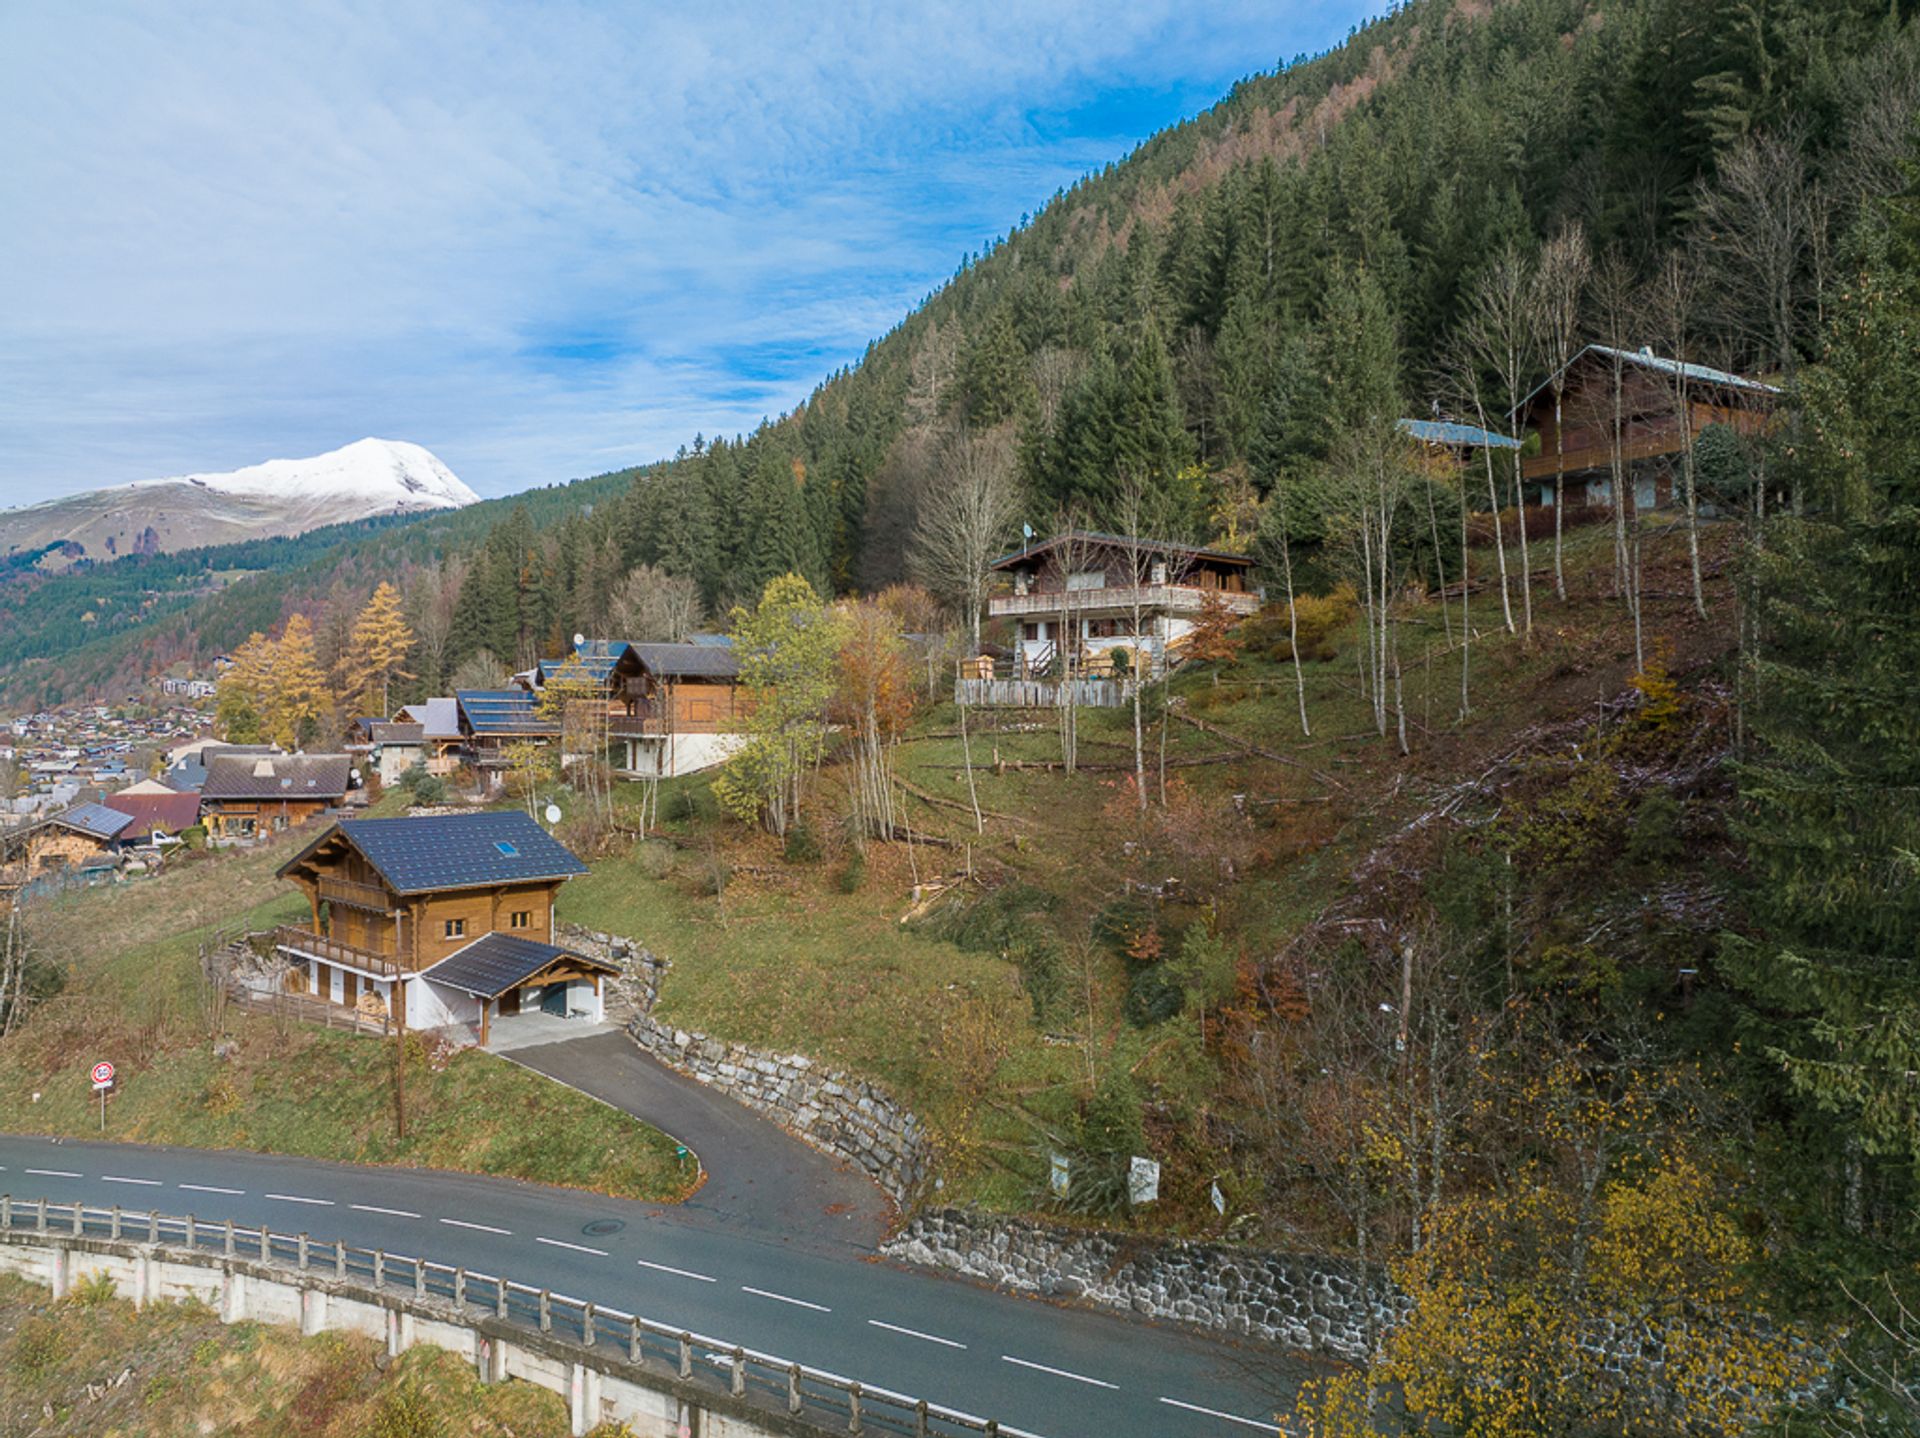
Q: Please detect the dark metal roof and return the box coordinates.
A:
[990,529,1256,572]
[1515,343,1781,417]
[201,753,352,801]
[421,932,615,999]
[457,690,560,737]
[369,722,425,745]
[54,802,135,840]
[1397,417,1522,450]
[290,810,588,895]
[627,642,742,680]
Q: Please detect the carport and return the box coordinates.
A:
[415,932,618,1047]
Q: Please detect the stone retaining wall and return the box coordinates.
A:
[881,1207,1403,1360]
[626,1016,930,1204]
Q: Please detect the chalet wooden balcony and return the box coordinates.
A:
[607,713,665,737]
[273,926,404,980]
[316,876,393,913]
[989,584,1262,620]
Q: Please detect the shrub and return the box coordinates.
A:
[783,822,821,863]
[837,848,867,893]
[407,773,448,806]
[9,1316,61,1379]
[1242,585,1357,664]
[70,1270,117,1306]
[1010,934,1065,1025]
[369,1380,444,1438]
[635,840,676,881]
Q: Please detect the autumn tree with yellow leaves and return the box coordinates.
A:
[344,581,415,717]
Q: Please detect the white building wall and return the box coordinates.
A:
[619,732,745,779]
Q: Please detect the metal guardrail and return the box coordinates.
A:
[0,1195,1035,1438]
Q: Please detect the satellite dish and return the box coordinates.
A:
[544,803,562,825]
[573,633,586,648]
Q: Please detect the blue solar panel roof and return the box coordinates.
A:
[456,690,560,737]
[421,932,614,998]
[295,811,588,894]
[1397,418,1522,449]
[56,802,135,840]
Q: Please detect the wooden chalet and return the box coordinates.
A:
[393,698,465,775]
[0,803,134,906]
[1513,345,1778,512]
[986,530,1261,683]
[199,753,352,839]
[272,810,615,1043]
[531,638,748,778]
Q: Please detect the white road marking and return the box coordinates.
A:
[1158,1396,1285,1432]
[741,1285,831,1313]
[1001,1355,1117,1390]
[350,1204,421,1219]
[635,1258,716,1283]
[178,1183,244,1196]
[100,1175,161,1186]
[868,1319,966,1350]
[25,1168,80,1178]
[440,1218,511,1235]
[264,1192,333,1206]
[535,1236,609,1256]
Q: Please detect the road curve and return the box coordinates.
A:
[0,1135,1310,1438]
[502,1029,891,1252]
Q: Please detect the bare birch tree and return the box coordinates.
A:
[1111,475,1196,810]
[907,424,1023,649]
[1590,249,1646,672]
[1531,224,1591,602]
[1458,245,1536,636]
[1645,252,1708,617]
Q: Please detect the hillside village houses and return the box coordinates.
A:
[270,810,616,1044]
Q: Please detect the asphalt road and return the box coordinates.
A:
[502,1030,891,1252]
[0,1134,1311,1437]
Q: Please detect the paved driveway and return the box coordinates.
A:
[504,1028,891,1253]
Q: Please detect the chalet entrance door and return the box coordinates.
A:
[499,988,521,1017]
[328,966,344,1005]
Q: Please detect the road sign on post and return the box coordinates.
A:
[91,1061,116,1132]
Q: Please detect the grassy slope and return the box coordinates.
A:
[0,807,693,1204]
[0,1272,589,1437]
[557,517,1739,1221]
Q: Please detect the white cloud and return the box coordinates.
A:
[0,0,1373,503]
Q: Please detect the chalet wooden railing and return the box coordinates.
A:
[272,926,404,980]
[989,584,1261,620]
[316,876,393,913]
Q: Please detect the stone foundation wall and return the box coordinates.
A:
[626,1016,929,1204]
[882,1207,1403,1360]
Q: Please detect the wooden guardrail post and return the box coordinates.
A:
[414,1260,426,1300]
[373,1250,385,1288]
[223,1218,235,1256]
[185,1214,196,1248]
[259,1226,270,1262]
[678,1332,692,1379]
[581,1302,595,1348]
[496,1278,508,1319]
[788,1363,803,1414]
[70,1203,82,1236]
[454,1268,466,1311]
[298,1234,310,1271]
[334,1242,346,1280]
[148,1210,159,1243]
[0,1194,10,1229]
[915,1398,929,1436]
[539,1289,551,1332]
[35,1198,46,1234]
[110,1204,121,1240]
[848,1381,863,1434]
[730,1346,745,1397]
[628,1317,642,1365]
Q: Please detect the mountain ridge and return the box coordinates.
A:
[1,438,477,565]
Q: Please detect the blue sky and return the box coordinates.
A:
[0,1,1376,506]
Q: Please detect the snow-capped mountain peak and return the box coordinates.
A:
[133,438,479,511]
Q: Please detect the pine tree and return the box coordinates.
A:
[959,310,1033,427]
[347,581,415,717]
[1725,209,1920,1170]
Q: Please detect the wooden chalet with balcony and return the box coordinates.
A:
[1514,345,1778,513]
[272,810,615,1044]
[974,530,1261,704]
[531,639,748,778]
[199,753,352,839]
[456,689,560,769]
